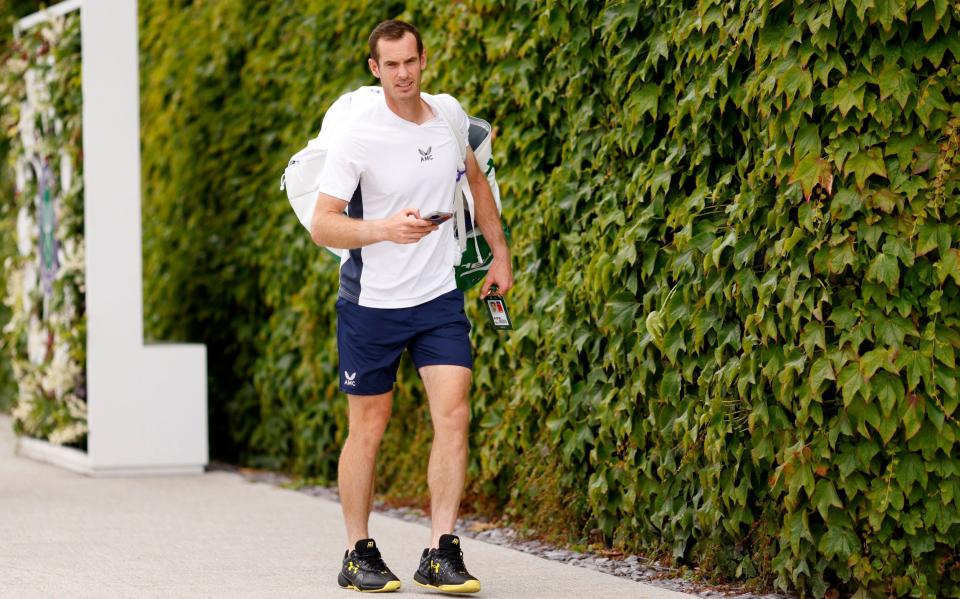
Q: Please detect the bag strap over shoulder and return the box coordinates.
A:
[429,96,467,161]
[426,96,469,256]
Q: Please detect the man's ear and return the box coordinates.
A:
[368,57,380,79]
[419,50,427,71]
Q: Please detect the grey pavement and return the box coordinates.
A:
[0,417,695,599]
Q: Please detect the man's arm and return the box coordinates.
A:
[465,147,513,296]
[310,191,438,249]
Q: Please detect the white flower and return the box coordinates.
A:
[6,57,28,72]
[21,262,36,316]
[16,207,34,256]
[48,420,86,446]
[40,16,62,44]
[59,149,73,194]
[26,316,46,365]
[64,394,86,419]
[10,397,33,422]
[15,159,28,192]
[3,267,21,309]
[42,342,80,397]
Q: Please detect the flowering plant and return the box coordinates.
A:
[1,12,86,446]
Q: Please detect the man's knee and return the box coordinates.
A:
[432,400,470,438]
[347,396,392,448]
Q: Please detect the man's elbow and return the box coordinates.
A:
[469,174,491,198]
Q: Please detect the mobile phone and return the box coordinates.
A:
[422,211,453,224]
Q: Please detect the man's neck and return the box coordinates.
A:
[384,93,432,125]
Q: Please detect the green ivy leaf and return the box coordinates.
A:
[934,249,960,286]
[934,342,955,369]
[809,356,836,391]
[920,2,940,40]
[811,479,844,519]
[868,189,900,214]
[935,366,958,399]
[790,155,832,199]
[663,327,687,364]
[866,252,899,290]
[916,224,951,257]
[872,0,908,31]
[733,236,757,269]
[882,237,914,268]
[833,73,867,116]
[876,411,899,444]
[828,240,857,274]
[844,147,888,189]
[633,83,659,118]
[818,524,861,559]
[861,348,896,379]
[902,395,924,441]
[896,348,931,392]
[839,364,865,406]
[601,292,639,333]
[873,372,903,417]
[877,63,916,109]
[874,315,915,347]
[794,122,822,158]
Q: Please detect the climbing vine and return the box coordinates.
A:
[134,1,960,595]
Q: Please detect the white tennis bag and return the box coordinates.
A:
[279,86,501,270]
[279,87,380,232]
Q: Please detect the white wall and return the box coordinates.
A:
[80,0,208,476]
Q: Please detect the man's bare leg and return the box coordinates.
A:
[419,365,472,548]
[339,391,393,549]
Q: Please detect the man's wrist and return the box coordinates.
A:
[491,246,510,261]
[365,219,386,244]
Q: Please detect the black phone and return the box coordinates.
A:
[422,211,453,224]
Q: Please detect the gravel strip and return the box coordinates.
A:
[210,463,793,599]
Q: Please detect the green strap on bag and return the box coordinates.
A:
[429,99,506,292]
[454,222,511,291]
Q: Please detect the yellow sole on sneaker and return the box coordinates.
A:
[414,580,481,593]
[341,580,401,593]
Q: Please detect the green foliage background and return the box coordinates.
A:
[138,0,960,596]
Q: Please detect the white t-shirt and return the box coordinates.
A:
[316,88,469,309]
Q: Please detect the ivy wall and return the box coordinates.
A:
[63,0,960,596]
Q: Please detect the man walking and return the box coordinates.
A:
[310,19,512,594]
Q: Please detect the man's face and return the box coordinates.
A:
[369,32,425,102]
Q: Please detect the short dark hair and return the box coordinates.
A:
[368,19,423,63]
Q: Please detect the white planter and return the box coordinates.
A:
[15,434,90,475]
[15,431,205,477]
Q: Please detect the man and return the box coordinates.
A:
[310,19,513,594]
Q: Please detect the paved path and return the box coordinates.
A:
[0,418,695,598]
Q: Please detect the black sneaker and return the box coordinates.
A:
[413,534,481,593]
[337,538,401,593]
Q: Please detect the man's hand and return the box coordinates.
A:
[481,254,513,298]
[311,197,439,249]
[380,208,438,244]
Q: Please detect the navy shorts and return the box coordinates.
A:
[335,289,472,395]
